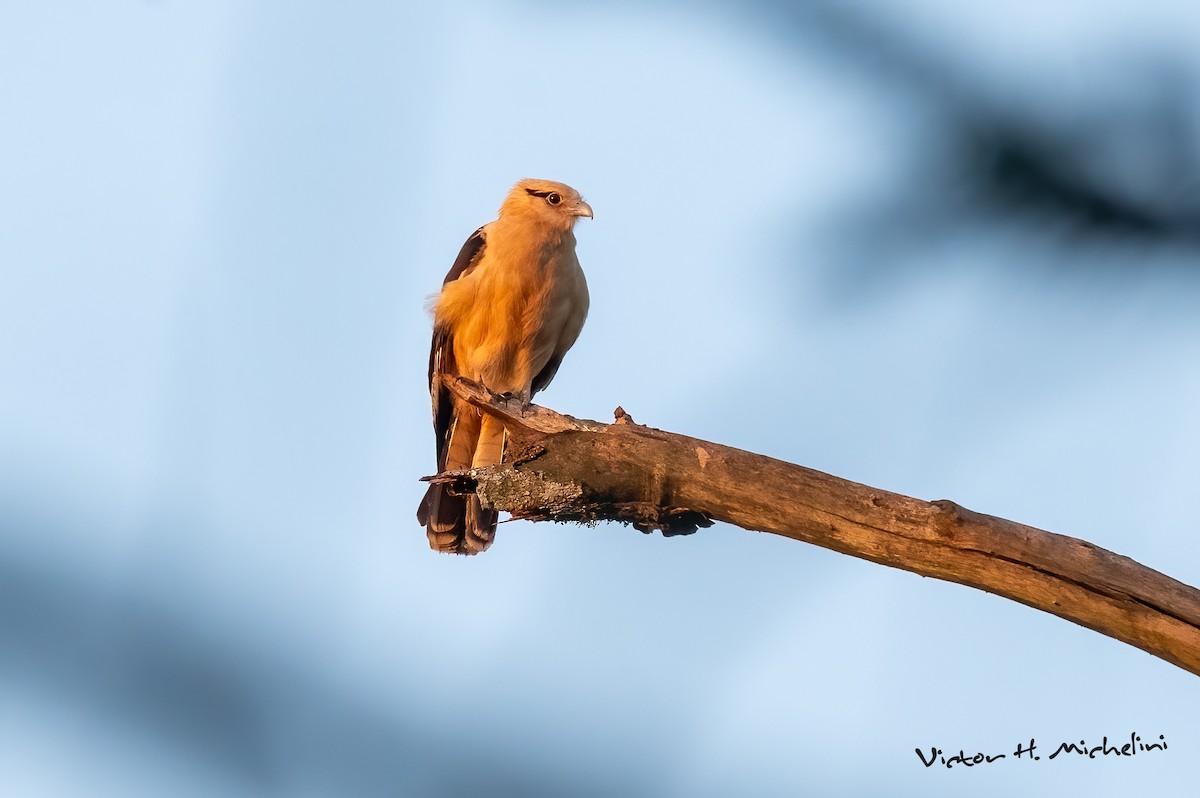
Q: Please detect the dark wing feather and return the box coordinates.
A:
[442,226,486,285]
[428,327,455,470]
[529,354,564,397]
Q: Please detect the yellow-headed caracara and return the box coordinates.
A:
[417,179,593,554]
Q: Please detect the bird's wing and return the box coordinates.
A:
[428,227,486,470]
[530,260,589,397]
[420,227,491,549]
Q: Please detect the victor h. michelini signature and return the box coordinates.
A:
[916,733,1168,769]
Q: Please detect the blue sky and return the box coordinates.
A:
[2,2,1199,796]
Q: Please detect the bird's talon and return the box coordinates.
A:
[486,389,530,416]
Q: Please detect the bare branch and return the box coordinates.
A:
[438,377,1200,677]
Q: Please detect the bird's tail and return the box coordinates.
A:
[417,405,501,554]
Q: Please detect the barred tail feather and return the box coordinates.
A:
[463,496,497,554]
[418,483,469,553]
[418,403,502,555]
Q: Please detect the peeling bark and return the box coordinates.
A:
[425,377,1200,677]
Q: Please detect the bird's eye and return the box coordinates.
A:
[546,192,562,206]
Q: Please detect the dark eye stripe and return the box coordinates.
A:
[526,188,563,206]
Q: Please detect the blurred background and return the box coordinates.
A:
[3,1,1199,796]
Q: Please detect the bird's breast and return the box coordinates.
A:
[436,228,586,392]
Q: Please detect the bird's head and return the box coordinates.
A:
[500,178,593,230]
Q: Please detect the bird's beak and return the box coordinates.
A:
[573,201,594,219]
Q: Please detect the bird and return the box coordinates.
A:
[417,179,593,554]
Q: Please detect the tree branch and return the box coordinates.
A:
[434,377,1200,677]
